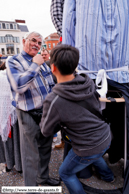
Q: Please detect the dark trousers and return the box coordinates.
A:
[107,79,129,160]
[16,108,53,186]
[106,80,129,194]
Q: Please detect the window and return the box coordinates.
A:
[5,35,14,43]
[6,24,9,29]
[53,43,55,47]
[16,37,20,43]
[13,37,16,43]
[1,37,5,43]
[13,37,19,43]
[48,43,51,48]
[5,36,8,43]
[16,48,20,54]
[1,48,5,55]
[14,24,17,29]
[2,23,6,29]
[5,35,9,43]
[0,24,1,29]
[10,24,13,29]
[6,44,14,54]
[9,36,13,42]
[0,37,1,43]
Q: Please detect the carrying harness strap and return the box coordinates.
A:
[107,97,116,103]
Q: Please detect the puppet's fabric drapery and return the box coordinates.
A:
[62,1,129,193]
[0,69,17,142]
[62,0,129,83]
[0,69,22,171]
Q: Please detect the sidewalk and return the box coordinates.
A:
[0,131,124,194]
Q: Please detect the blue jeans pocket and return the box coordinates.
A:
[79,144,110,165]
[80,154,100,164]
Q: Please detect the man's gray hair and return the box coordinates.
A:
[24,31,43,42]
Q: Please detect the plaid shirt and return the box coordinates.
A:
[6,51,55,111]
[50,0,64,37]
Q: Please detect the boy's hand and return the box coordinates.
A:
[33,54,44,66]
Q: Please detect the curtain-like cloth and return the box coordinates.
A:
[62,0,129,83]
[0,69,17,141]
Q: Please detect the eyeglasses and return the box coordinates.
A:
[29,38,42,46]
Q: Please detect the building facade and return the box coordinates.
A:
[44,32,59,52]
[0,20,29,57]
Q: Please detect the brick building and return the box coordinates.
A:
[44,32,59,52]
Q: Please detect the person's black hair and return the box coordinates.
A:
[50,44,79,75]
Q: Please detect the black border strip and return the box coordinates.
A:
[81,182,123,194]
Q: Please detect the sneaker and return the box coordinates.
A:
[55,141,65,149]
[110,178,115,183]
[5,166,11,172]
[104,178,115,183]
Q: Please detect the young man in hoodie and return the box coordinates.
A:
[40,44,114,194]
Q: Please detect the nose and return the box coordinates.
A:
[35,42,39,46]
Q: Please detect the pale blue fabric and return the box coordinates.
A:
[62,0,129,83]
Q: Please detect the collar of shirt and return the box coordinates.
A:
[21,50,33,62]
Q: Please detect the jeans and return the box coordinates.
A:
[59,146,114,194]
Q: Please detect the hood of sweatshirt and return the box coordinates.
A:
[52,73,96,101]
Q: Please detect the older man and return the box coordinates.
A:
[6,31,60,189]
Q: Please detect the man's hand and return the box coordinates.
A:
[32,54,44,66]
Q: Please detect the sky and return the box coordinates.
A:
[0,0,56,39]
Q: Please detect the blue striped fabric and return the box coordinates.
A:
[6,51,55,111]
[62,0,129,83]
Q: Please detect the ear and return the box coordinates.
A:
[22,38,26,46]
[51,64,56,73]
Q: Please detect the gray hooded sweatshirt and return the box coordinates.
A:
[40,73,111,157]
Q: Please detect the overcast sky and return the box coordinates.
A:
[0,0,56,38]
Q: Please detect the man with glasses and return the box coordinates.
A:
[6,31,60,190]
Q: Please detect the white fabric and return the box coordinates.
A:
[0,69,17,142]
[95,69,108,97]
[78,66,129,110]
[95,69,109,110]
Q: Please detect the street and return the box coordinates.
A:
[0,132,124,194]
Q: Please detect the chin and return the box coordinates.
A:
[30,52,38,57]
